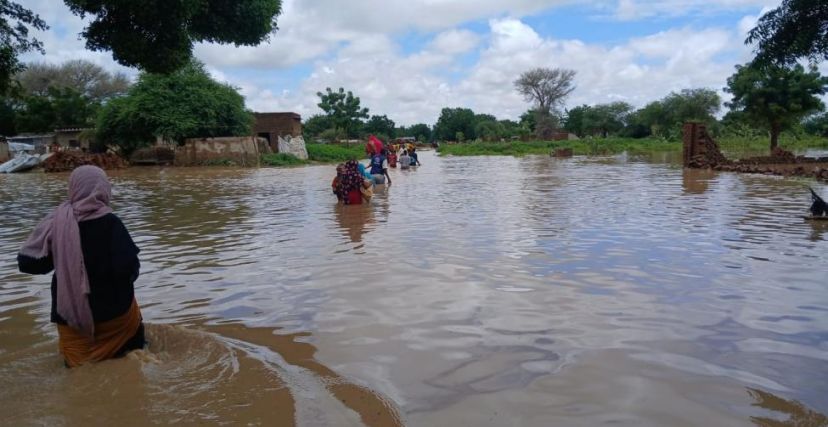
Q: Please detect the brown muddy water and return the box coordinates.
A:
[1,151,827,426]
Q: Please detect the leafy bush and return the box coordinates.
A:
[261,153,307,166]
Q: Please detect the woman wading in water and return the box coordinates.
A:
[18,165,145,367]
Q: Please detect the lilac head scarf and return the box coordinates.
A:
[20,165,113,337]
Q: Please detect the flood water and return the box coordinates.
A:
[1,151,827,426]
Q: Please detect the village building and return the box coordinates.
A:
[253,112,302,152]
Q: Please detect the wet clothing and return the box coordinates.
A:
[19,213,141,325]
[58,299,144,368]
[18,212,145,366]
[372,174,386,185]
[410,152,419,166]
[334,161,365,204]
[369,154,388,175]
[388,152,398,168]
[399,155,410,169]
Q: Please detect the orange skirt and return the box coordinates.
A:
[57,299,143,368]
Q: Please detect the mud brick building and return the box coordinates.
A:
[253,112,303,152]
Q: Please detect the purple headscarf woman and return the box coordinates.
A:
[18,166,145,367]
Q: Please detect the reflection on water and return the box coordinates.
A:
[1,154,827,426]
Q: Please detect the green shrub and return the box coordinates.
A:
[261,153,307,166]
[306,143,364,163]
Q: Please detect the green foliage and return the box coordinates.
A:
[725,63,828,149]
[0,98,16,135]
[746,1,828,66]
[303,114,332,138]
[565,102,632,137]
[97,61,252,156]
[474,120,504,141]
[306,143,363,163]
[363,114,395,138]
[403,123,431,141]
[804,113,828,137]
[15,87,98,133]
[63,0,282,73]
[1,1,48,94]
[519,110,536,132]
[438,138,681,157]
[628,88,720,140]
[261,152,307,166]
[316,87,369,138]
[434,107,476,141]
[15,59,130,101]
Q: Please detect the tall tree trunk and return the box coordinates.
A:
[770,122,780,152]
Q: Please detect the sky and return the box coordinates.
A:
[18,0,828,126]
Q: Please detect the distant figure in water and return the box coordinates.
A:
[409,147,422,167]
[399,150,411,170]
[333,160,366,204]
[810,187,828,217]
[17,166,145,368]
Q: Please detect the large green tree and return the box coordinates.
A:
[725,63,828,150]
[630,89,720,139]
[433,107,476,141]
[316,87,369,138]
[63,0,282,73]
[400,123,431,142]
[804,113,828,137]
[97,60,252,156]
[16,59,130,101]
[363,114,395,139]
[746,1,828,66]
[15,87,98,133]
[1,1,47,94]
[302,114,332,139]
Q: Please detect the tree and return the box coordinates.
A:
[0,98,16,135]
[405,123,431,142]
[15,87,99,133]
[363,114,396,139]
[583,102,633,137]
[514,67,576,115]
[302,114,332,139]
[97,60,252,156]
[63,0,282,73]
[725,63,828,150]
[746,1,828,66]
[1,1,48,94]
[804,113,828,137]
[15,60,130,102]
[629,89,720,139]
[515,67,576,138]
[316,87,369,138]
[433,107,476,141]
[519,110,536,132]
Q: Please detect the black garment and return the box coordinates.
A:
[17,213,140,324]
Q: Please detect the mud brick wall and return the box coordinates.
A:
[175,137,261,167]
[253,113,303,152]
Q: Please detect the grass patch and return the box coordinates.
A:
[717,135,828,158]
[438,138,681,157]
[438,135,828,158]
[306,144,364,163]
[261,153,307,166]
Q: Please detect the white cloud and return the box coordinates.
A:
[14,0,824,128]
[613,0,780,21]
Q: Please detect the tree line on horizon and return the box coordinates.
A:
[1,0,826,154]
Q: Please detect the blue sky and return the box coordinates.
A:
[23,0,827,126]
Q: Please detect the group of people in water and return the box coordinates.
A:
[332,136,421,205]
